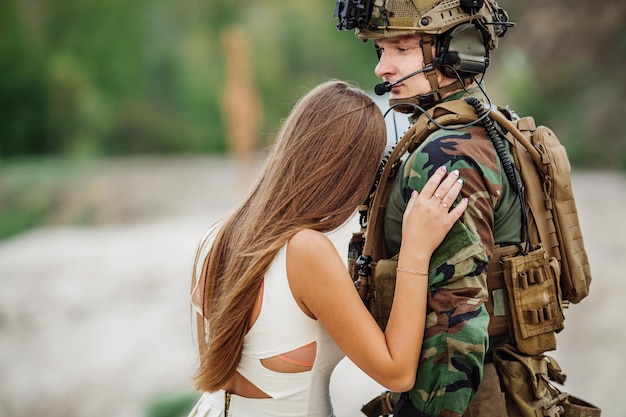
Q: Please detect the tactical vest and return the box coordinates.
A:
[348,98,592,356]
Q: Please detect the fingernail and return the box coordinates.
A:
[457,178,464,185]
[439,165,447,172]
[451,169,459,176]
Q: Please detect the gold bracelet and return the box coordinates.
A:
[396,267,428,277]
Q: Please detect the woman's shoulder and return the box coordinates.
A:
[288,229,334,253]
[287,229,342,267]
[286,229,347,318]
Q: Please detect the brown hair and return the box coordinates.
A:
[193,80,386,392]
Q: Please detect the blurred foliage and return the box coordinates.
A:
[0,0,377,158]
[145,390,200,417]
[0,0,625,165]
[0,158,99,238]
[493,0,626,168]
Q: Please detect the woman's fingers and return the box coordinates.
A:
[424,168,467,226]
[421,166,464,204]
[406,166,467,222]
[436,173,463,210]
[420,165,448,198]
[401,170,468,254]
[433,169,460,198]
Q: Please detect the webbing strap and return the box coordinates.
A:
[421,35,440,95]
[362,120,420,260]
[485,245,518,337]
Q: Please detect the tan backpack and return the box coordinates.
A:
[485,106,592,304]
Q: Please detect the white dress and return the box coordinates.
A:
[188,244,345,417]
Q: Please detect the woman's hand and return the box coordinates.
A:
[401,166,467,257]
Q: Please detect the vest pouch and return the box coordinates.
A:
[562,395,601,417]
[371,258,398,331]
[493,344,569,417]
[502,246,565,355]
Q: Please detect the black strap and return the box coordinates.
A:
[392,392,431,417]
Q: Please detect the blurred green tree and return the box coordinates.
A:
[0,0,49,155]
[0,0,624,167]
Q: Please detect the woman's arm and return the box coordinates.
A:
[288,166,466,392]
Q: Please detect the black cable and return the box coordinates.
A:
[383,97,491,131]
[360,148,391,228]
[466,97,518,189]
[382,66,491,131]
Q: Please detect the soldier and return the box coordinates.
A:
[334,1,529,416]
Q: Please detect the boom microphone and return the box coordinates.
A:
[374,64,435,96]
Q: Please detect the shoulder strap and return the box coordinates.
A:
[487,108,546,175]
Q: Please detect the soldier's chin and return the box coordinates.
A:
[388,97,419,114]
[394,105,416,114]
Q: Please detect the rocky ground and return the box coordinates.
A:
[0,156,622,417]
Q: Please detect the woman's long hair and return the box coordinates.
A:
[194,80,387,392]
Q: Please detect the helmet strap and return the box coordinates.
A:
[388,80,463,113]
[420,35,441,95]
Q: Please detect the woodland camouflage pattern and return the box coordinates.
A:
[383,89,522,416]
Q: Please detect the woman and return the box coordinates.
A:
[188,80,467,417]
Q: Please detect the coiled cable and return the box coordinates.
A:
[465,96,532,254]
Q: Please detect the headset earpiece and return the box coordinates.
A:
[438,23,489,79]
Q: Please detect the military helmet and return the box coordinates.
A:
[335,0,510,50]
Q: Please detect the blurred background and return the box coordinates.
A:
[2,0,626,238]
[1,0,625,416]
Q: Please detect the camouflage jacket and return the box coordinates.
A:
[383,89,522,417]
